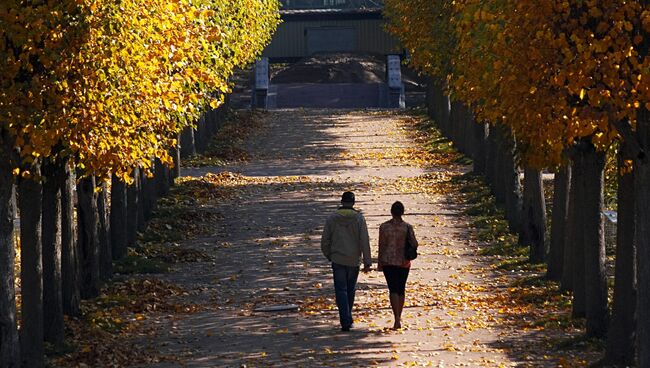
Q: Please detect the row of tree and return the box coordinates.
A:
[385,0,649,366]
[0,1,280,367]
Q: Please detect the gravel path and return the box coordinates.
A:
[141,109,520,367]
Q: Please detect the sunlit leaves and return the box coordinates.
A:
[384,0,650,168]
[384,0,455,83]
[0,0,280,180]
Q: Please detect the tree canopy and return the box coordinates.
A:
[0,0,280,180]
[385,0,650,168]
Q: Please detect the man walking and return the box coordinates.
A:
[321,191,371,331]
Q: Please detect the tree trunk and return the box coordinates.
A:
[560,162,576,292]
[472,122,488,175]
[162,163,170,195]
[19,165,44,368]
[458,104,469,154]
[77,176,100,299]
[0,134,19,368]
[521,167,547,263]
[492,128,506,203]
[484,126,496,188]
[580,142,608,337]
[61,161,80,316]
[426,79,436,120]
[41,158,64,348]
[428,80,446,134]
[433,83,450,136]
[149,168,157,216]
[126,169,140,247]
[635,105,650,367]
[438,85,447,132]
[548,165,571,281]
[110,175,127,260]
[180,127,196,158]
[97,181,112,281]
[570,154,586,317]
[210,104,224,136]
[438,87,448,134]
[205,107,216,138]
[449,101,461,152]
[172,135,181,182]
[195,114,207,153]
[142,169,155,222]
[442,94,451,136]
[604,145,636,365]
[501,130,522,234]
[155,159,169,197]
[447,102,456,147]
[463,107,475,159]
[137,170,146,231]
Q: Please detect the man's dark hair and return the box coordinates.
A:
[341,191,355,204]
[391,201,405,217]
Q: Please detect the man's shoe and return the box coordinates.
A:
[341,326,351,332]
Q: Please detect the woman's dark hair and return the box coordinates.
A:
[391,201,405,217]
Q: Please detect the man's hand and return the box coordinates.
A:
[362,265,372,273]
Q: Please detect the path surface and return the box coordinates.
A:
[141,109,520,367]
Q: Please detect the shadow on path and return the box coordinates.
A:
[140,177,396,367]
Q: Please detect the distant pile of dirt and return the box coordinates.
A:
[271,53,384,84]
[271,52,425,90]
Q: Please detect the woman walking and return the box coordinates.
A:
[378,201,418,330]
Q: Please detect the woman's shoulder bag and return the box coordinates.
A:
[404,224,418,260]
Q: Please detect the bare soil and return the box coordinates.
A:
[270,53,425,92]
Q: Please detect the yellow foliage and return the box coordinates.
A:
[384,0,455,84]
[0,0,280,180]
[385,0,650,168]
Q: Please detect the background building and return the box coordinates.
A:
[263,0,400,61]
[280,0,384,9]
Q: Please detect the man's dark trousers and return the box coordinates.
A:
[332,262,360,329]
